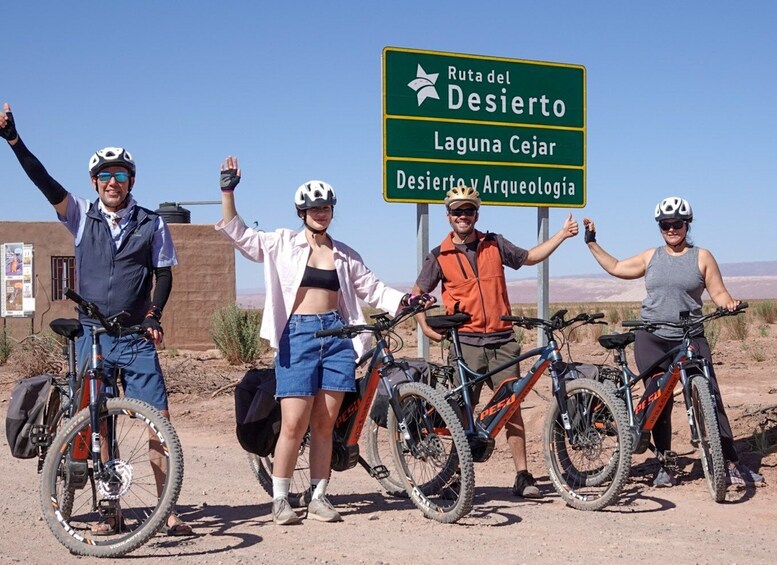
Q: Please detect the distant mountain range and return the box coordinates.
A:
[237,261,777,307]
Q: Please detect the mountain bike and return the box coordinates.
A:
[38,288,184,557]
[246,301,475,523]
[369,309,631,511]
[596,303,748,503]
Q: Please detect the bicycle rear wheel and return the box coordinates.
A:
[40,398,184,558]
[247,431,312,508]
[544,379,632,511]
[39,382,79,520]
[689,375,726,502]
[386,382,474,523]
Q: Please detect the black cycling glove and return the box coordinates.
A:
[584,226,596,244]
[401,293,434,308]
[220,168,240,192]
[0,110,18,141]
[142,315,163,335]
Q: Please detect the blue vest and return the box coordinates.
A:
[75,200,159,326]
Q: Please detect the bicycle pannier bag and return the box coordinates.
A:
[6,374,52,459]
[234,368,282,457]
[370,359,431,428]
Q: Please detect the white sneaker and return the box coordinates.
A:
[307,496,343,522]
[272,498,301,525]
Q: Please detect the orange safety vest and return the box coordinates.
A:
[435,230,512,335]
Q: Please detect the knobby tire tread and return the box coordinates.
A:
[543,379,632,511]
[689,376,727,502]
[387,382,474,523]
[40,398,183,558]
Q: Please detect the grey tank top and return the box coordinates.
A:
[641,246,704,339]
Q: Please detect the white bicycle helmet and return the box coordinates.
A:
[294,180,337,210]
[654,196,693,222]
[444,185,481,210]
[88,147,136,177]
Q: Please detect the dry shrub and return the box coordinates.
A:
[9,332,64,377]
[606,306,621,325]
[211,304,266,365]
[723,314,749,341]
[160,354,238,396]
[620,305,637,323]
[0,327,12,365]
[706,320,721,352]
[754,300,777,325]
[587,321,607,342]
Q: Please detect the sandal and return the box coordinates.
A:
[166,513,193,536]
[91,516,125,536]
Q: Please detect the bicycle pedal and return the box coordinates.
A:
[97,499,120,518]
[369,464,390,480]
[29,425,52,448]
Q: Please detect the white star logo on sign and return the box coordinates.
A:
[407,64,439,106]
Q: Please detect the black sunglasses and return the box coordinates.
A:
[659,220,686,231]
[449,208,477,217]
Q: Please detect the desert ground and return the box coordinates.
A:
[1,304,776,564]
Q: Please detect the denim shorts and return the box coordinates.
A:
[76,329,168,411]
[275,311,356,398]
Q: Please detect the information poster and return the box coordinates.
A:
[2,242,34,317]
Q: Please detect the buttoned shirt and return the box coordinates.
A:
[216,215,405,358]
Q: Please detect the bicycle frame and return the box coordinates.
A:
[330,329,429,475]
[431,310,603,461]
[608,333,716,455]
[446,330,564,440]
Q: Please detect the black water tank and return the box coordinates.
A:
[155,202,191,224]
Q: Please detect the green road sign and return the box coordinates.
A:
[383,47,586,207]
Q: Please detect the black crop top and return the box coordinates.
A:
[300,266,340,291]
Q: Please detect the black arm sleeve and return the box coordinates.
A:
[10,137,69,206]
[151,267,173,311]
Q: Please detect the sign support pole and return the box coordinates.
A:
[537,208,549,346]
[417,203,429,359]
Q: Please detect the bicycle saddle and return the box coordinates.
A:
[49,318,83,340]
[598,332,636,350]
[425,312,471,331]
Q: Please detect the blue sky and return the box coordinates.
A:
[2,1,775,291]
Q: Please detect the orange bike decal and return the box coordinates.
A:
[480,359,550,437]
[346,366,381,445]
[71,374,93,459]
[641,366,681,430]
[71,424,91,460]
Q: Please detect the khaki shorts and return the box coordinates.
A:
[449,340,521,406]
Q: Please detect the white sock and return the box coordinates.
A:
[311,478,328,500]
[272,476,290,501]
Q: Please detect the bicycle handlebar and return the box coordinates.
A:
[501,310,606,332]
[64,287,144,337]
[621,302,749,333]
[313,300,431,339]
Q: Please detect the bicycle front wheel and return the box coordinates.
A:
[544,379,632,511]
[689,375,726,502]
[247,431,311,508]
[363,418,408,497]
[387,382,474,523]
[40,398,184,558]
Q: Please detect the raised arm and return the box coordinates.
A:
[582,217,652,280]
[524,212,579,265]
[699,248,738,310]
[1,102,70,216]
[219,155,241,223]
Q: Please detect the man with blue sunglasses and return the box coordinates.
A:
[0,102,191,536]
